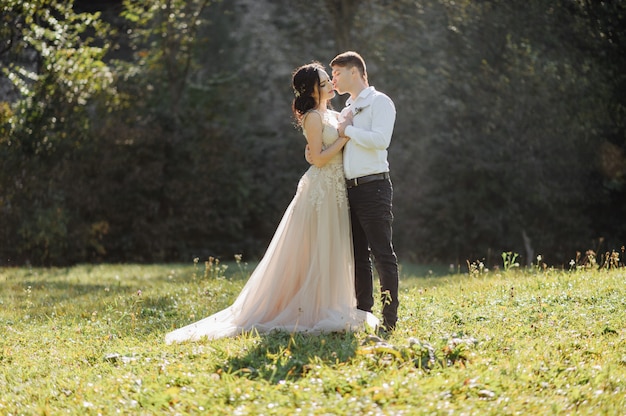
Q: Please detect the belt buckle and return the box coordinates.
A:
[354,177,358,187]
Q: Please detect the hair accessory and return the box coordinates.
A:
[294,85,306,98]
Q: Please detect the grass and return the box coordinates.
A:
[1,259,625,415]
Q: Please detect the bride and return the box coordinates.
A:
[165,62,378,344]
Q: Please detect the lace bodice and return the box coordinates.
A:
[301,110,347,211]
[302,110,342,165]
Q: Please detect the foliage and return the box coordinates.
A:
[93,0,256,262]
[1,0,257,264]
[0,0,116,264]
[1,262,625,414]
[119,0,211,119]
[580,0,626,249]
[377,0,625,265]
[0,0,624,266]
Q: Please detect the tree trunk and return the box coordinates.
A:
[324,0,360,52]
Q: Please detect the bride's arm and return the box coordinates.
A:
[303,112,349,168]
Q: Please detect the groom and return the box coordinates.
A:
[331,51,399,332]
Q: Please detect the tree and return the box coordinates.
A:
[87,0,257,262]
[395,0,619,265]
[323,0,359,52]
[1,0,115,264]
[579,0,626,251]
[2,0,623,266]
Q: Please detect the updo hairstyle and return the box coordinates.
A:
[291,61,325,125]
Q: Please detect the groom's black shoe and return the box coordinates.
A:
[376,325,392,339]
[382,320,396,332]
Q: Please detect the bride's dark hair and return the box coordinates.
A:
[291,61,325,125]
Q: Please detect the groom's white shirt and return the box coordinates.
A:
[341,86,396,180]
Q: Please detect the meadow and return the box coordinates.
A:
[1,256,625,415]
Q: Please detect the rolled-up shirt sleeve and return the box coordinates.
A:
[345,95,396,150]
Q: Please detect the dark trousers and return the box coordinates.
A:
[348,178,399,329]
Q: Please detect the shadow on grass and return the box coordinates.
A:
[220,330,359,383]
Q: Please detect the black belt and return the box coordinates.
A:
[346,172,390,188]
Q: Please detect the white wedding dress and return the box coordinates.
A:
[165,110,378,343]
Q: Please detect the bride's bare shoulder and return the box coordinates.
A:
[302,109,323,126]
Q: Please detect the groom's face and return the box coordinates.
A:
[331,65,351,95]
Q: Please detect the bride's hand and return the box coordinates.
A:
[338,116,352,138]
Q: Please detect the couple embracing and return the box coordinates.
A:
[166,52,399,344]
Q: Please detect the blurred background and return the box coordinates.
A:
[1,0,624,268]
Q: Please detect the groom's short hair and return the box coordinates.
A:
[331,51,367,79]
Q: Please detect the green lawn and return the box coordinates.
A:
[1,261,625,415]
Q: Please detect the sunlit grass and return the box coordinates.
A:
[1,260,625,415]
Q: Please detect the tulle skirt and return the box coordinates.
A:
[165,162,378,344]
